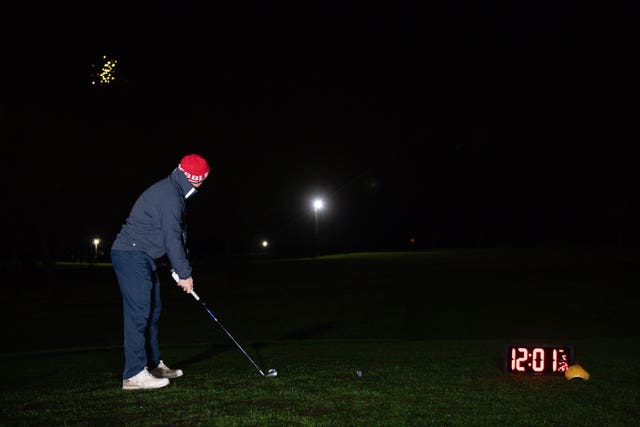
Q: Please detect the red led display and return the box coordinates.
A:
[504,345,574,375]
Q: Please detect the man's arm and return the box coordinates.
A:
[163,199,193,280]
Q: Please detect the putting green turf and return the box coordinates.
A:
[1,247,638,425]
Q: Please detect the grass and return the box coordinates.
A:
[1,247,639,426]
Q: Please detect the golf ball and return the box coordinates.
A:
[356,370,363,377]
[266,369,278,377]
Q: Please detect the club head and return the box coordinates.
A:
[265,369,278,378]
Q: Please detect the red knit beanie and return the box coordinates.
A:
[178,154,210,183]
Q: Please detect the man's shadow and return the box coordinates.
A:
[174,342,272,371]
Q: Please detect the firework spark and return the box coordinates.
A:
[91,55,118,86]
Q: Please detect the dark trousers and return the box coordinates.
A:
[111,249,162,379]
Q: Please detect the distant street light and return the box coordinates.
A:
[312,198,324,257]
[93,238,101,258]
[262,240,269,248]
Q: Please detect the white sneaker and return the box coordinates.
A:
[122,368,170,390]
[149,360,184,379]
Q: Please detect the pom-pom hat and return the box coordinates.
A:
[179,154,210,183]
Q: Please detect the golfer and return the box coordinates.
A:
[111,154,210,390]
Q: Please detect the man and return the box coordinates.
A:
[111,154,210,390]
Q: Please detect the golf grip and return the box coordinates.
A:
[171,269,201,301]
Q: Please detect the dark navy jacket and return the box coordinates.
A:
[112,168,198,279]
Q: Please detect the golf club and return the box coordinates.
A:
[171,270,277,378]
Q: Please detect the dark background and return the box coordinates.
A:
[2,1,638,264]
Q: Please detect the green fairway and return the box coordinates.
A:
[1,247,639,425]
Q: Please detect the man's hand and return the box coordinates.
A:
[178,276,194,294]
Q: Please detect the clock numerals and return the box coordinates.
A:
[506,345,574,375]
[532,348,544,372]
[514,347,528,372]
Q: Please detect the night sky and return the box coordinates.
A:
[2,2,639,261]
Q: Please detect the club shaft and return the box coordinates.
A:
[202,307,265,376]
[170,270,266,376]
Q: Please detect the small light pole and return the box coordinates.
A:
[312,198,324,257]
[259,240,270,261]
[93,238,101,258]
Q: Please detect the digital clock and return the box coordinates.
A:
[505,344,574,375]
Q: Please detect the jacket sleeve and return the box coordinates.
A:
[162,197,192,279]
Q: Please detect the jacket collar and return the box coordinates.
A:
[170,168,198,199]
